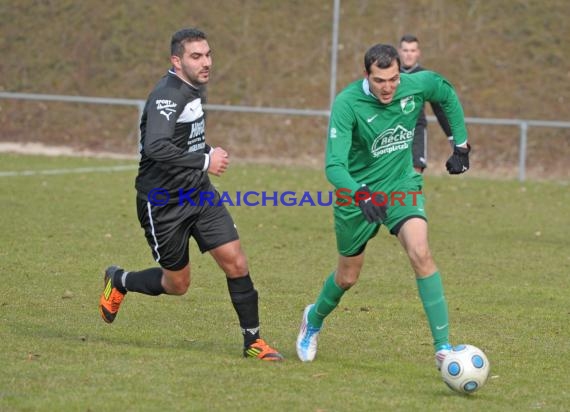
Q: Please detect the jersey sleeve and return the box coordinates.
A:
[143,88,208,170]
[325,97,361,195]
[421,71,468,146]
[429,102,453,137]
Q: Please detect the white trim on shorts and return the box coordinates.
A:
[146,202,161,263]
[422,128,428,162]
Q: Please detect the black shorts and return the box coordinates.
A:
[412,127,428,169]
[136,185,239,271]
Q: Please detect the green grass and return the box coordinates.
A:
[1,154,569,411]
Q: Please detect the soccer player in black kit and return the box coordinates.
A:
[399,34,454,173]
[99,28,283,361]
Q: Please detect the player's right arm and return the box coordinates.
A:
[207,147,229,176]
[325,97,361,197]
[143,89,210,171]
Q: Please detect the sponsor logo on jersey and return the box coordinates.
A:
[371,125,414,157]
[156,99,177,110]
[178,98,203,123]
[400,96,415,114]
[155,99,177,120]
[189,118,205,140]
[187,118,206,152]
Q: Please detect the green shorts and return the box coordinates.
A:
[333,186,427,256]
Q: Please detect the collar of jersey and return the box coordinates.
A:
[361,79,378,101]
[401,63,419,74]
[168,69,200,90]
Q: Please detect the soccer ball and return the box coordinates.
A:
[441,344,490,394]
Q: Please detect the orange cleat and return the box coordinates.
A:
[243,339,284,361]
[99,266,126,323]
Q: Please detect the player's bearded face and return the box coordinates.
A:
[172,40,212,86]
[367,61,400,104]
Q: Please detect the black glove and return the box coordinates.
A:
[355,185,388,224]
[446,144,471,174]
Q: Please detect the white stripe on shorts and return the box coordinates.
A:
[422,128,428,162]
[146,202,161,263]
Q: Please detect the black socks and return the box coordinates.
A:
[115,267,165,296]
[227,274,260,347]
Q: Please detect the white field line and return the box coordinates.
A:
[0,142,138,177]
[0,141,329,179]
[0,164,138,177]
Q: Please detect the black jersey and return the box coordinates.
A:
[135,70,212,202]
[401,64,453,137]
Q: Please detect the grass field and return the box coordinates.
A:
[1,153,569,411]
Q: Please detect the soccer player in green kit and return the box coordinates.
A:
[296,44,470,369]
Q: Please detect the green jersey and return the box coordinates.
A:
[325,71,467,195]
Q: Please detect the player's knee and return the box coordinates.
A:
[235,252,248,274]
[168,276,190,295]
[336,278,357,289]
[408,244,433,267]
[163,267,191,295]
[225,252,248,277]
[335,271,359,289]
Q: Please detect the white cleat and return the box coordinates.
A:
[296,304,321,362]
[435,343,453,370]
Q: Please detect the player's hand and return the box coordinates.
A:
[208,147,229,176]
[446,144,471,174]
[355,185,387,224]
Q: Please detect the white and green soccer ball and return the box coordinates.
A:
[441,344,490,394]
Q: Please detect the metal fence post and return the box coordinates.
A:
[518,121,528,182]
[329,0,341,111]
[136,101,145,155]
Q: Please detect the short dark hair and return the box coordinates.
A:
[364,44,400,74]
[171,28,207,57]
[400,34,419,44]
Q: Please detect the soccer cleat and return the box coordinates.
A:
[435,343,453,370]
[296,304,321,362]
[243,339,284,361]
[99,265,126,323]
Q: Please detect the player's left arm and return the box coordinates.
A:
[421,71,468,148]
[430,102,454,144]
[422,71,470,173]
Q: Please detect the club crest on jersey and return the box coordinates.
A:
[155,99,177,121]
[400,96,415,114]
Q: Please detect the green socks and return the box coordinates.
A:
[417,271,449,350]
[306,270,449,350]
[308,272,345,328]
